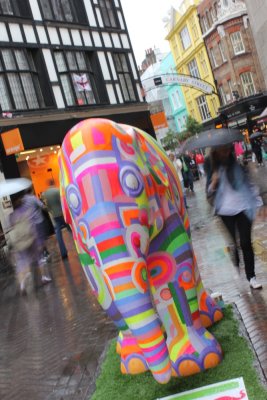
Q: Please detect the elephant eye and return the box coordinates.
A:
[120,165,144,197]
[66,184,82,216]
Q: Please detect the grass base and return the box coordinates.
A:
[91,306,267,400]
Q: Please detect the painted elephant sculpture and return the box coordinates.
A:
[58,118,223,384]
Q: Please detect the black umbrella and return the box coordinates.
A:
[249,131,263,140]
[181,128,244,152]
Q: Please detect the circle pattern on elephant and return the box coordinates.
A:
[176,261,194,291]
[132,261,148,293]
[125,224,149,258]
[78,219,90,245]
[116,138,138,161]
[66,184,82,216]
[119,165,144,197]
[147,253,176,288]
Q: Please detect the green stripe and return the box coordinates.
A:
[101,244,127,259]
[116,289,137,300]
[79,253,93,266]
[166,233,188,254]
[168,282,185,324]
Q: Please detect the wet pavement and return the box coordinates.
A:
[1,163,267,399]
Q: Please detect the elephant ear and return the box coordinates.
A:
[134,127,169,190]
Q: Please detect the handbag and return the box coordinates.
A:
[41,209,55,237]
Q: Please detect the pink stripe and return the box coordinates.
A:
[91,221,120,236]
[146,345,168,363]
[109,270,131,280]
[81,174,95,208]
[77,164,117,181]
[90,212,118,230]
[98,169,113,201]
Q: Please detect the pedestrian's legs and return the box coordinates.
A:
[54,216,68,258]
[220,215,239,266]
[236,212,255,280]
[188,171,194,191]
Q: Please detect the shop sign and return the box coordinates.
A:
[143,74,214,94]
[150,111,168,130]
[1,128,24,156]
[157,377,248,400]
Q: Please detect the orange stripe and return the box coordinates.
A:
[106,262,134,275]
[97,236,124,252]
[114,282,135,293]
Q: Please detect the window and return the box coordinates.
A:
[189,16,198,41]
[218,41,227,62]
[196,95,210,121]
[227,80,233,100]
[202,16,209,33]
[39,0,86,23]
[210,7,217,23]
[171,37,179,60]
[54,51,97,106]
[210,48,218,67]
[230,31,245,55]
[171,90,181,109]
[240,72,256,96]
[183,115,187,127]
[187,58,200,78]
[180,26,191,50]
[0,49,44,111]
[98,0,117,28]
[199,51,209,76]
[219,85,227,105]
[113,53,136,102]
[0,0,31,17]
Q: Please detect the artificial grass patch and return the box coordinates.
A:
[91,307,267,400]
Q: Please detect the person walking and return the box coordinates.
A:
[207,144,263,289]
[42,180,71,260]
[251,136,263,166]
[195,151,205,177]
[180,152,194,192]
[169,153,188,208]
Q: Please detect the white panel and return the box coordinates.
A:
[96,9,104,27]
[42,49,58,82]
[111,33,121,48]
[9,23,23,42]
[136,83,144,102]
[116,83,123,103]
[107,52,117,79]
[23,25,37,43]
[83,0,97,26]
[48,27,60,44]
[37,26,48,43]
[128,53,138,79]
[28,0,42,20]
[82,30,92,46]
[118,11,125,29]
[53,86,65,109]
[97,52,111,80]
[71,29,82,46]
[106,84,117,104]
[92,31,102,47]
[102,32,112,47]
[120,34,130,49]
[0,23,9,41]
[60,28,71,45]
[93,0,98,3]
[114,0,119,6]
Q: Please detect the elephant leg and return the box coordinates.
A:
[116,330,148,374]
[104,258,172,384]
[191,252,224,327]
[147,251,222,377]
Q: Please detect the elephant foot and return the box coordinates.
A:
[119,335,149,375]
[198,291,224,327]
[169,327,223,377]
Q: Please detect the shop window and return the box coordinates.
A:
[0,0,32,17]
[187,58,200,78]
[180,26,191,50]
[54,50,97,106]
[113,53,136,102]
[39,0,87,24]
[0,49,45,111]
[240,72,256,97]
[230,31,245,55]
[98,0,118,28]
[196,95,210,121]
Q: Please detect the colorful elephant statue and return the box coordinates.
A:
[58,118,223,384]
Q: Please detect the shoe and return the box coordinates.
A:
[41,275,52,284]
[249,277,262,289]
[39,257,47,266]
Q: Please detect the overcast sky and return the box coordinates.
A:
[120,0,182,66]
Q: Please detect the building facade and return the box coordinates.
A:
[198,0,267,130]
[165,0,220,127]
[0,0,154,176]
[245,0,267,90]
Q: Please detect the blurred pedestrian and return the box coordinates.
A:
[180,152,194,192]
[207,145,263,289]
[42,180,71,260]
[169,153,188,208]
[251,136,263,166]
[195,151,205,176]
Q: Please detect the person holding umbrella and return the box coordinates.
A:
[207,144,263,290]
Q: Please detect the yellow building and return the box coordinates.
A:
[166,0,220,125]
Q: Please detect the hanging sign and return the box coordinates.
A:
[1,128,24,155]
[73,74,92,92]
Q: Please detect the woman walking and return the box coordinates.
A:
[207,145,262,289]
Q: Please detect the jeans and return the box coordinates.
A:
[220,212,255,280]
[54,216,71,258]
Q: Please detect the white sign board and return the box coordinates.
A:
[143,74,214,95]
[156,377,248,400]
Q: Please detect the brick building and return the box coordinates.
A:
[198,0,267,130]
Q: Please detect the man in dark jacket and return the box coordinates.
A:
[180,153,194,192]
